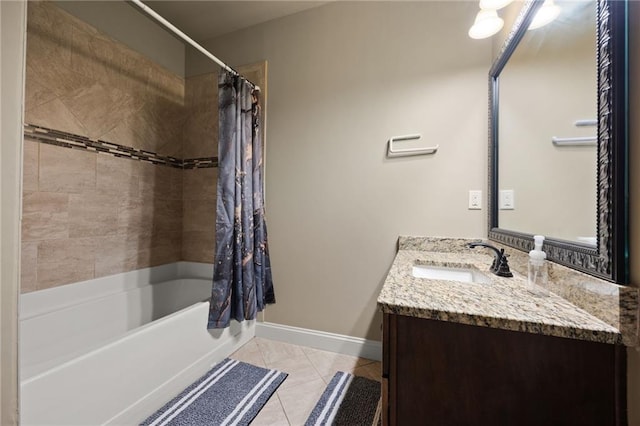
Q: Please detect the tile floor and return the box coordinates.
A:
[229,337,382,425]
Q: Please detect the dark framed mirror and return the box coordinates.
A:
[488,0,629,283]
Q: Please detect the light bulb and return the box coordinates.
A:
[468,9,504,39]
[529,0,561,30]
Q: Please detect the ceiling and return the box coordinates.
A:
[144,1,328,42]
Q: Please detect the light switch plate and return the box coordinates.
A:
[500,190,515,210]
[468,190,482,210]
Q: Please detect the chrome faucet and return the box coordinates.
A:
[467,242,513,277]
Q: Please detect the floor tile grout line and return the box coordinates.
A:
[275,393,292,426]
[243,337,382,423]
[256,339,291,424]
[301,346,326,383]
[244,338,291,425]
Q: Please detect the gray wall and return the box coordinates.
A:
[54,0,185,77]
[189,1,493,341]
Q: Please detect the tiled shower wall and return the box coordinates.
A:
[21,1,266,293]
[182,73,218,263]
[22,1,186,293]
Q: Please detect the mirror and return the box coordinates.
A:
[488,0,629,283]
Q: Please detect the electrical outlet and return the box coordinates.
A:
[500,190,515,210]
[468,190,482,210]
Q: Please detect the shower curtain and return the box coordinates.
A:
[208,71,275,329]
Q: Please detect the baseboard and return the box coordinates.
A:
[255,322,382,361]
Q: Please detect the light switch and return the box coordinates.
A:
[468,190,482,210]
[500,190,515,210]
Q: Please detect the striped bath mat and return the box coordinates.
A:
[305,372,381,426]
[141,358,287,426]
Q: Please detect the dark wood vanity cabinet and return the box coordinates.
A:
[381,313,626,426]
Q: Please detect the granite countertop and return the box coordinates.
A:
[378,249,623,345]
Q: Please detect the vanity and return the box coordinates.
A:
[378,237,633,426]
[376,0,637,423]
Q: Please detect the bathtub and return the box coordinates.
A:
[20,263,255,425]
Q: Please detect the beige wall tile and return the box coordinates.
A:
[37,238,95,289]
[106,43,150,100]
[25,62,94,112]
[149,230,182,266]
[22,140,39,192]
[22,191,68,214]
[117,197,154,237]
[185,73,217,110]
[69,23,115,89]
[183,111,217,158]
[22,212,69,242]
[22,191,69,242]
[138,161,162,197]
[24,66,58,113]
[147,65,184,104]
[26,2,73,70]
[156,133,183,159]
[183,168,217,201]
[24,1,230,287]
[152,198,182,233]
[61,82,138,140]
[183,198,215,233]
[68,193,119,238]
[94,235,142,277]
[168,167,183,201]
[97,154,139,197]
[27,98,88,136]
[184,72,218,159]
[141,166,184,201]
[181,231,215,263]
[133,109,165,153]
[39,144,96,193]
[101,118,139,151]
[21,242,38,293]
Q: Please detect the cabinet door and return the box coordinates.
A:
[386,314,625,426]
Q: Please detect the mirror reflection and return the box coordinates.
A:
[497,0,597,245]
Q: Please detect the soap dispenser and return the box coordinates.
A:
[527,235,549,296]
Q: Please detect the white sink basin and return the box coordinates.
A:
[412,264,491,284]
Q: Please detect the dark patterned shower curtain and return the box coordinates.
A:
[208,71,275,329]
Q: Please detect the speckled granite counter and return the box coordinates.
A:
[378,237,637,346]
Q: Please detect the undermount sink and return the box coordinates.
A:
[412,264,491,284]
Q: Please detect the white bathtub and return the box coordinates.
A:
[20,263,255,425]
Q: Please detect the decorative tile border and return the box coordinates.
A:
[23,124,218,169]
[182,158,219,169]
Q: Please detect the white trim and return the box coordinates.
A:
[255,322,382,361]
[1,1,27,424]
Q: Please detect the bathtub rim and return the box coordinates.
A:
[20,262,214,320]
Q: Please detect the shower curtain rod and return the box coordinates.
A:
[129,0,259,90]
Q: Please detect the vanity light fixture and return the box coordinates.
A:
[528,0,561,30]
[479,0,513,11]
[468,9,504,39]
